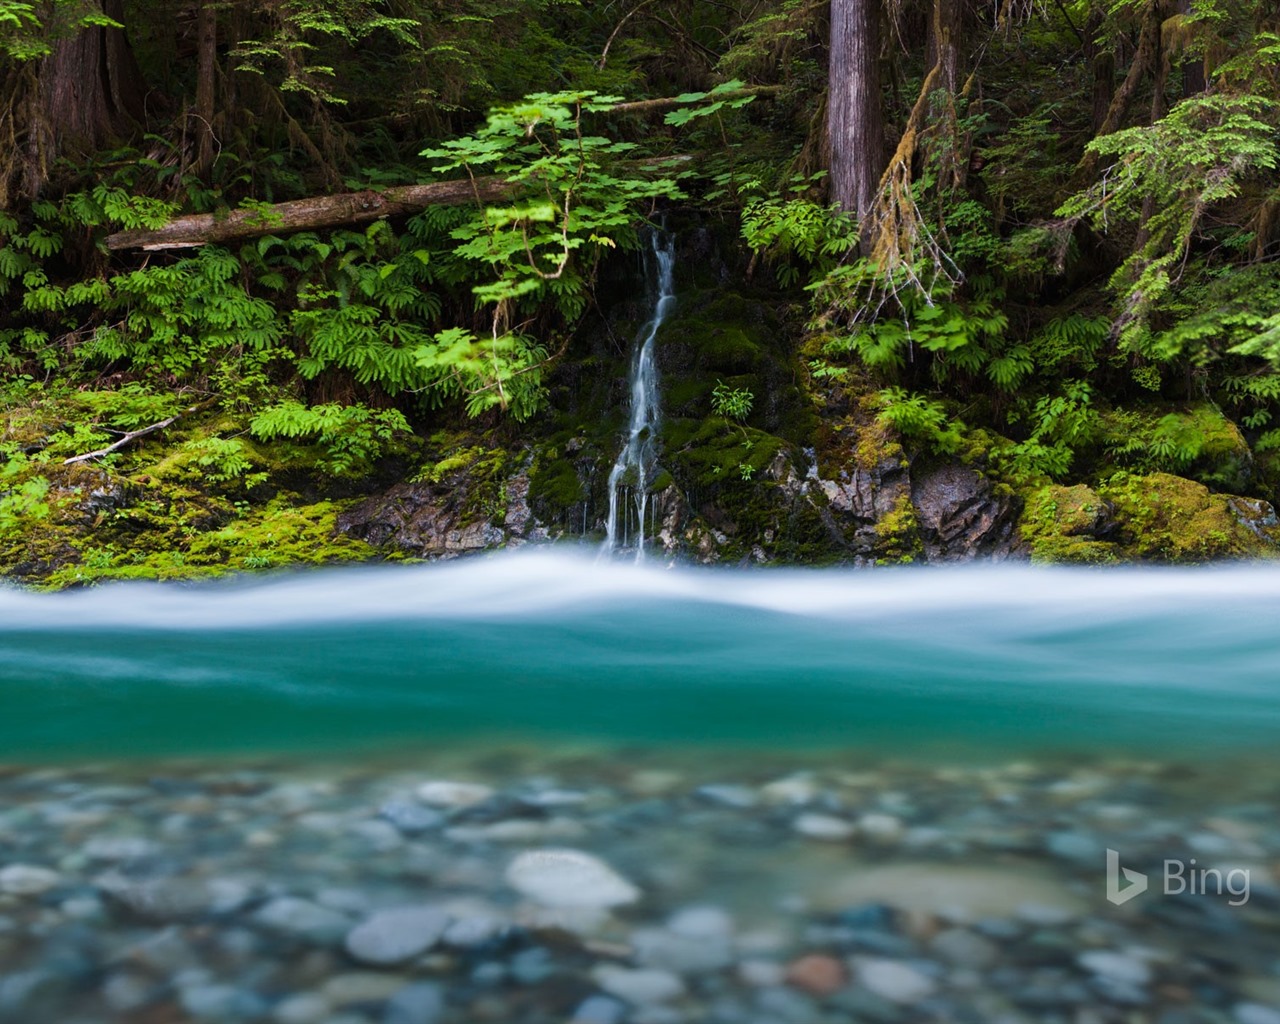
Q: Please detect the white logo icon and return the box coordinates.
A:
[1106,848,1148,905]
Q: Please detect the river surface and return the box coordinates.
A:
[1,554,1278,1023]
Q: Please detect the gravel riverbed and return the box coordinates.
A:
[1,749,1278,1024]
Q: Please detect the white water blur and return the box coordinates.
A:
[603,230,676,559]
[4,548,1280,637]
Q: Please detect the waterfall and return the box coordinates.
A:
[603,230,676,560]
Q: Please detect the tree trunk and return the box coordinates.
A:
[828,0,884,225]
[195,0,218,180]
[26,0,144,197]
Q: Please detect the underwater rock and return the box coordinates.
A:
[506,849,640,910]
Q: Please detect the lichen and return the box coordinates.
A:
[1019,483,1119,564]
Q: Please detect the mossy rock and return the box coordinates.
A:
[873,490,924,563]
[1098,404,1254,494]
[1019,484,1119,564]
[1099,471,1280,561]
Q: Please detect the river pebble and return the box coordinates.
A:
[0,750,1274,1024]
[506,849,639,909]
[344,906,449,965]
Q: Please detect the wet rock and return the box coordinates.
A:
[851,957,938,1004]
[739,960,786,987]
[179,984,266,1021]
[253,898,351,945]
[1236,1005,1280,1024]
[337,476,511,559]
[322,973,409,1005]
[784,954,847,996]
[1046,830,1103,865]
[695,784,758,809]
[793,813,855,841]
[344,906,449,966]
[911,463,1019,561]
[384,981,445,1024]
[667,905,733,940]
[506,849,639,909]
[1077,950,1152,987]
[379,799,444,835]
[857,813,905,844]
[929,927,999,970]
[83,836,159,861]
[271,993,330,1024]
[591,965,685,1005]
[0,863,61,895]
[571,995,627,1024]
[416,781,495,809]
[632,925,732,973]
[98,874,252,921]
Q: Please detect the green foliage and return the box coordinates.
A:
[711,380,754,421]
[740,177,856,287]
[874,388,965,455]
[249,401,411,476]
[0,454,50,537]
[1058,93,1279,350]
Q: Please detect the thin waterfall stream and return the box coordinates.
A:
[603,229,675,559]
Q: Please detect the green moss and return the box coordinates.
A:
[41,497,377,589]
[1099,471,1279,561]
[874,490,923,563]
[1018,483,1119,563]
[529,450,585,514]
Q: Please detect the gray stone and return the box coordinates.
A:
[0,863,62,895]
[667,905,733,941]
[631,926,732,974]
[383,982,445,1024]
[506,848,639,909]
[179,984,266,1021]
[851,957,938,1005]
[272,993,330,1024]
[793,813,854,841]
[442,911,507,949]
[695,785,759,809]
[571,995,627,1024]
[379,799,444,835]
[253,898,351,945]
[344,907,449,966]
[911,463,1018,561]
[591,965,685,1005]
[1077,950,1152,987]
[1236,1005,1280,1024]
[929,928,999,970]
[510,947,555,985]
[416,780,493,808]
[83,836,159,861]
[1046,831,1103,865]
[755,987,821,1024]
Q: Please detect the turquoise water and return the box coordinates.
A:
[2,552,1278,762]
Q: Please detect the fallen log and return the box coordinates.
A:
[104,85,778,252]
[105,154,695,252]
[105,177,513,251]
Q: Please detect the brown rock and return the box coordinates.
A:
[784,953,846,996]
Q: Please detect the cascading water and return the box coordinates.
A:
[602,229,676,559]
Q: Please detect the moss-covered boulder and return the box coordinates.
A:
[1019,484,1120,564]
[1099,472,1280,561]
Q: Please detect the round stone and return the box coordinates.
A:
[793,813,855,841]
[344,906,449,966]
[851,957,938,1004]
[591,965,685,1005]
[0,864,61,896]
[1077,950,1152,987]
[784,954,847,996]
[506,849,639,909]
[415,781,494,808]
